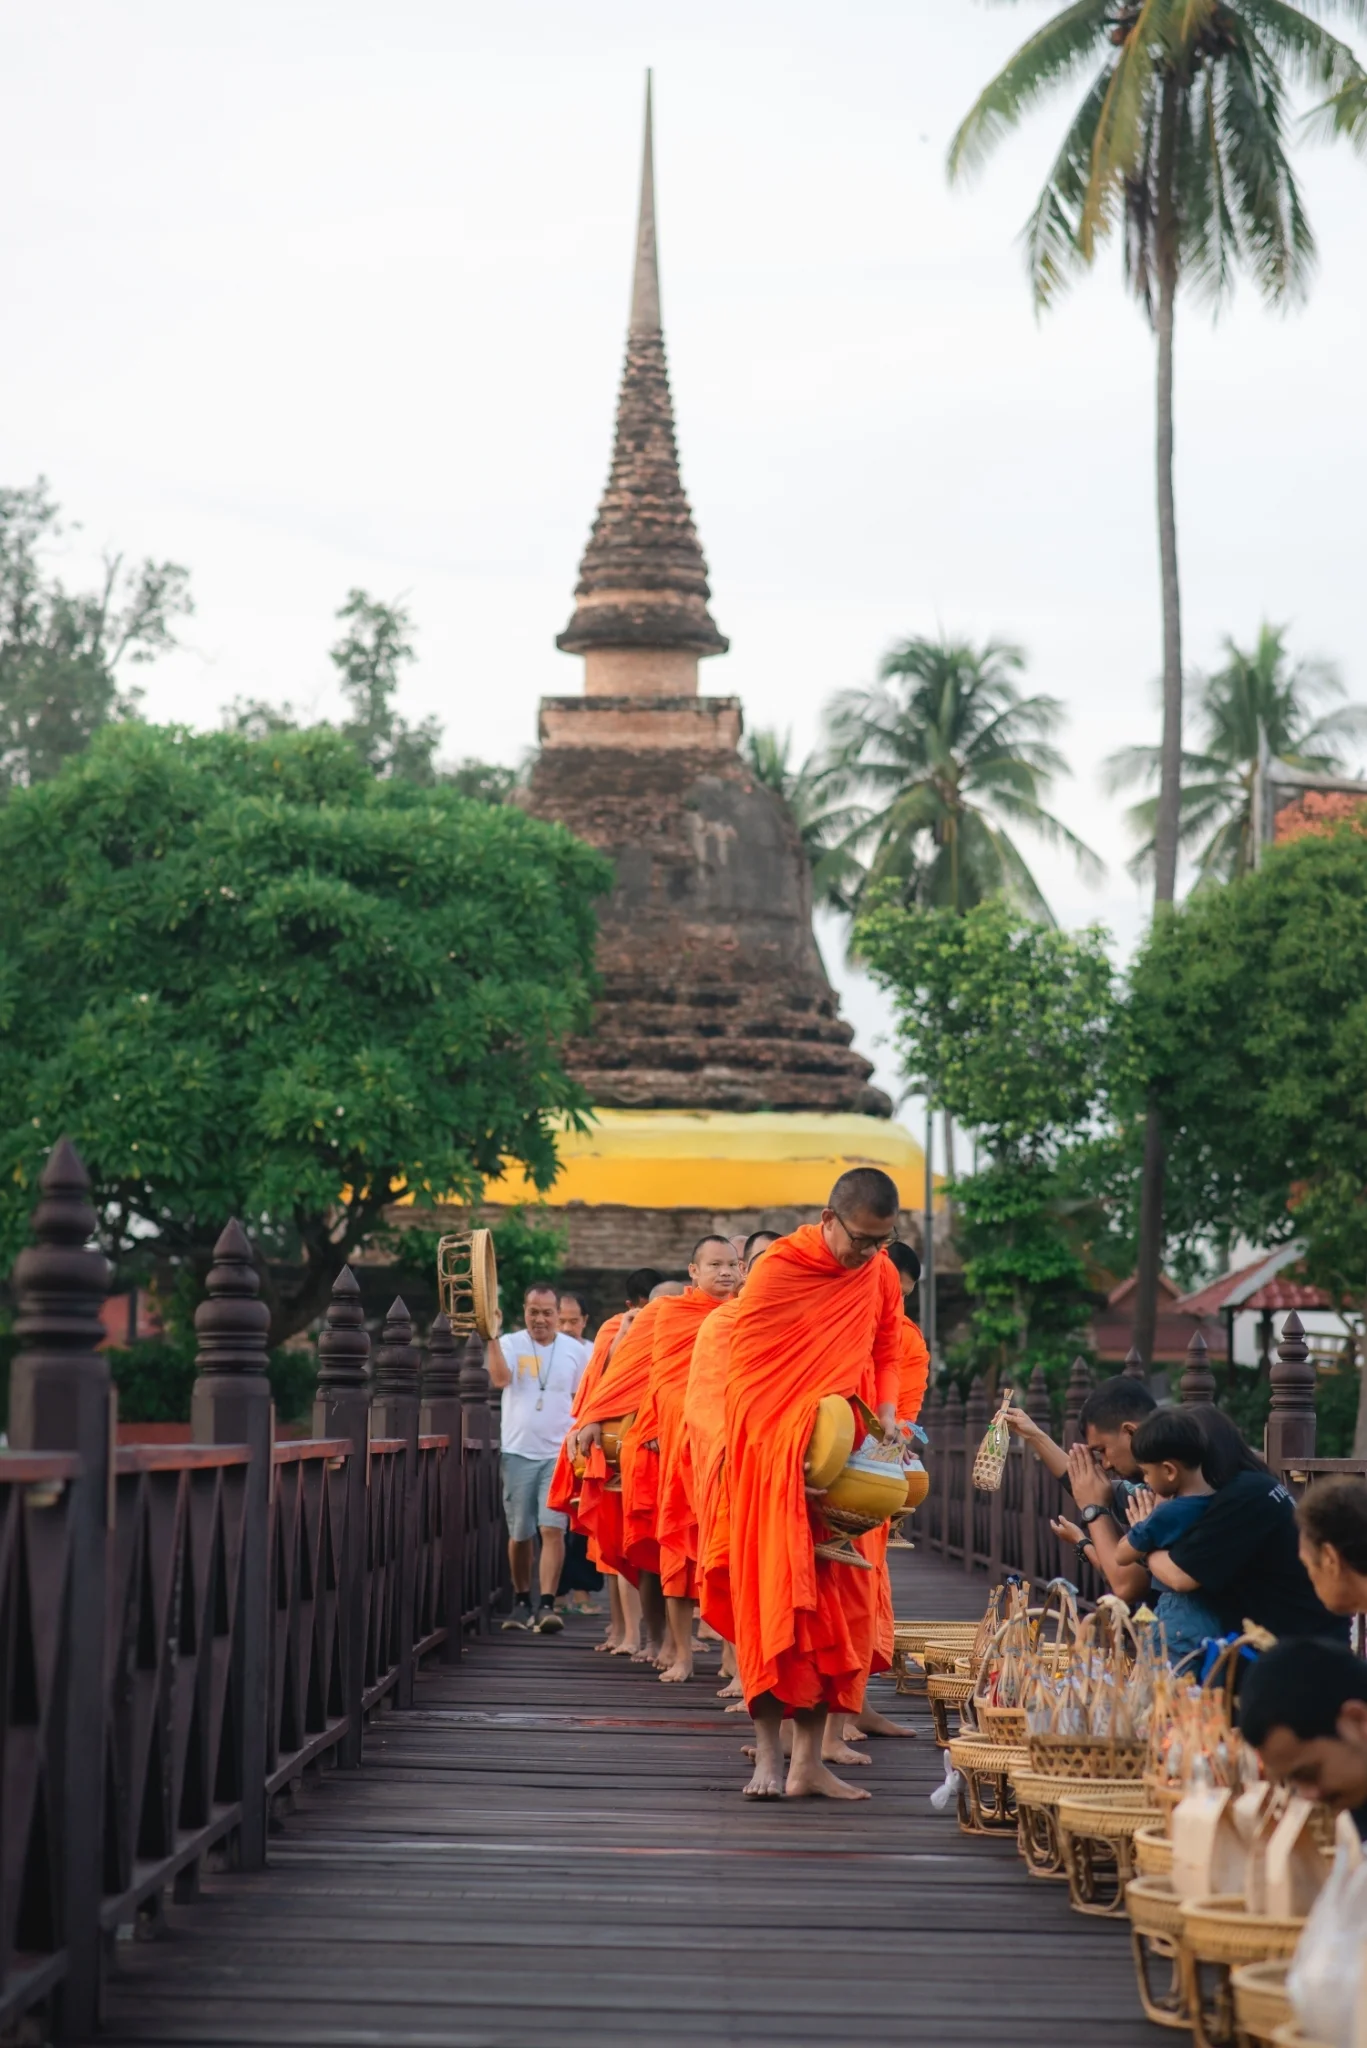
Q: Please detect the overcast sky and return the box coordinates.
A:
[3,1,1364,1108]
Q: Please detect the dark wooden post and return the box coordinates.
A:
[1063,1356,1092,1448]
[8,1139,111,2040]
[939,1380,962,1564]
[460,1331,497,1625]
[1180,1329,1217,1406]
[1123,1344,1147,1382]
[421,1312,465,1665]
[1266,1309,1318,1471]
[922,1385,943,1549]
[191,1219,272,1870]
[313,1267,370,1766]
[964,1376,988,1573]
[371,1297,420,1706]
[1021,1364,1051,1586]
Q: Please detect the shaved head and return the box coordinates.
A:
[829,1168,899,1218]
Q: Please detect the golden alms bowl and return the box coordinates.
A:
[824,1441,911,1525]
[805,1394,856,1490]
[574,1412,635,1480]
[902,1454,930,1513]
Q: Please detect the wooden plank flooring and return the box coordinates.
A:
[101,1547,1163,2046]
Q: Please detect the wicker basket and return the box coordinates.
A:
[1126,1878,1191,2031]
[1059,1797,1161,1836]
[927,1672,976,1746]
[1231,1961,1291,2047]
[1028,1733,1148,1780]
[1127,1875,1187,1944]
[948,1735,1027,1835]
[977,1700,1029,1744]
[1058,1798,1162,1918]
[1180,1894,1305,1966]
[1135,1825,1174,1877]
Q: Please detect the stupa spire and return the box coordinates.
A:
[557,72,727,695]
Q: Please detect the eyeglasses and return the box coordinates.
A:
[831,1210,900,1256]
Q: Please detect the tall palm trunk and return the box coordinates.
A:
[1135,71,1183,1368]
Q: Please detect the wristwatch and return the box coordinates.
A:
[1079,1502,1112,1526]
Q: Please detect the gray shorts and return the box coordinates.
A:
[501,1453,566,1541]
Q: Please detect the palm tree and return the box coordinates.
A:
[1105,624,1367,883]
[949,0,1367,1363]
[819,634,1101,924]
[741,726,866,912]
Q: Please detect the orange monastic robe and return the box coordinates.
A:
[546,1313,625,1555]
[640,1290,724,1599]
[688,1295,743,1638]
[723,1226,903,1713]
[571,1299,668,1585]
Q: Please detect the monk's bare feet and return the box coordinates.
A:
[841,1721,868,1743]
[744,1759,785,1798]
[822,1735,871,1767]
[659,1658,694,1683]
[854,1705,915,1738]
[595,1635,623,1654]
[717,1676,743,1698]
[610,1636,640,1656]
[724,1697,750,1713]
[785,1759,871,1800]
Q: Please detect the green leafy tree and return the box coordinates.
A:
[331,588,442,783]
[857,894,1123,1378]
[821,635,1100,925]
[0,479,192,793]
[1131,825,1367,1450]
[0,722,609,1341]
[949,0,1367,1363]
[1105,624,1366,884]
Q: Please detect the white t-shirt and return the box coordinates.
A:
[497,1328,592,1460]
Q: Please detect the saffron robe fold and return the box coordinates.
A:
[724,1226,903,1713]
[638,1289,725,1598]
[546,1313,624,1561]
[871,1314,936,1668]
[571,1299,668,1583]
[687,1294,743,1633]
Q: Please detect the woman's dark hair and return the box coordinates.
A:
[1183,1403,1268,1488]
[1298,1477,1367,1575]
[1131,1408,1207,1470]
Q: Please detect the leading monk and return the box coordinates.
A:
[725,1167,904,1800]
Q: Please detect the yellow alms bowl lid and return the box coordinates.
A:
[805,1395,856,1491]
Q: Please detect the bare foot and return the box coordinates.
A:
[841,1722,868,1743]
[724,1698,750,1714]
[785,1760,871,1800]
[744,1760,784,1799]
[610,1636,640,1656]
[716,1676,744,1698]
[630,1641,659,1663]
[659,1660,694,1684]
[854,1706,915,1738]
[822,1736,872,1767]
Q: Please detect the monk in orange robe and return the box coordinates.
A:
[637,1236,741,1682]
[725,1167,904,1799]
[689,1231,779,1696]
[571,1281,684,1665]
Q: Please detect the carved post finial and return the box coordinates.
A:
[1063,1356,1093,1446]
[422,1312,462,1402]
[1123,1344,1147,1382]
[1266,1309,1317,1469]
[1180,1328,1217,1406]
[964,1374,989,1439]
[194,1218,270,1376]
[372,1296,419,1400]
[316,1265,370,1393]
[11,1134,111,1363]
[459,1330,491,1409]
[1026,1363,1052,1434]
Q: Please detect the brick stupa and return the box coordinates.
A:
[525,78,889,1119]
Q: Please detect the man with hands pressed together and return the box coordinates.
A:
[1006,1376,1156,1603]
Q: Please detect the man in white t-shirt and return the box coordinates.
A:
[486,1281,591,1634]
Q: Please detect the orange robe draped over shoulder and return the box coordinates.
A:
[725,1226,903,1713]
[640,1290,724,1598]
[688,1295,743,1639]
[546,1314,624,1556]
[571,1299,667,1585]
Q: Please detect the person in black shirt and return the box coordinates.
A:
[1241,1638,1367,1832]
[1151,1460,1347,1642]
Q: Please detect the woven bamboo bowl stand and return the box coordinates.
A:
[1125,1877,1193,2032]
[1136,1825,1175,1879]
[1028,1733,1149,1781]
[891,1620,978,1695]
[1057,1793,1163,1918]
[928,1672,976,1746]
[976,1700,1028,1745]
[1179,1896,1305,2048]
[947,1735,1027,1835]
[1230,1961,1291,2048]
[1009,1767,1070,1879]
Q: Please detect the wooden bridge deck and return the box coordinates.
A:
[101,1547,1161,2047]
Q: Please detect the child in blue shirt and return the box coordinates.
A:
[1114,1408,1224,1668]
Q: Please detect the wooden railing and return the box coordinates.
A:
[0,1139,508,2040]
[917,1317,1364,1591]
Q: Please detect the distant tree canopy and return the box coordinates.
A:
[0,479,192,794]
[0,722,609,1340]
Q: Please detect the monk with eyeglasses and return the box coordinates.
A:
[723,1168,905,1799]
